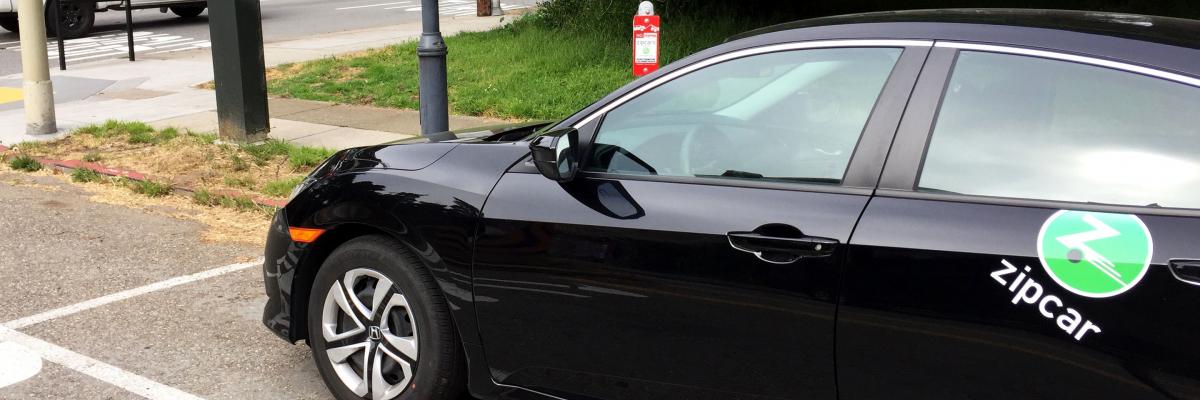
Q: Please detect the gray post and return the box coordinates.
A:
[18,0,56,135]
[417,0,449,136]
[208,0,270,142]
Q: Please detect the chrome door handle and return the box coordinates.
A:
[727,231,838,265]
[1169,259,1200,286]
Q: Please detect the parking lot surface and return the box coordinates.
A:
[0,172,330,399]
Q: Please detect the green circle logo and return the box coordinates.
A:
[1038,210,1153,298]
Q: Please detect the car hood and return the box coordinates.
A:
[383,120,553,145]
[329,120,552,171]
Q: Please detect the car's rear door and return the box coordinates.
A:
[473,41,930,400]
[839,44,1200,399]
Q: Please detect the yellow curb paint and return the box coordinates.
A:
[0,87,22,104]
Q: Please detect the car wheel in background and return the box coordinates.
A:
[45,0,94,39]
[169,5,206,19]
[307,236,465,400]
[0,17,17,33]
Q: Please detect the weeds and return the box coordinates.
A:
[9,155,42,172]
[130,180,172,197]
[262,176,304,197]
[71,168,104,183]
[288,146,335,169]
[223,176,255,188]
[83,152,102,162]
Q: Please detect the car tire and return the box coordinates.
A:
[169,5,206,19]
[307,235,465,400]
[45,0,94,39]
[0,17,17,33]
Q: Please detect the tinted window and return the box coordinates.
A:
[920,51,1200,208]
[586,48,902,185]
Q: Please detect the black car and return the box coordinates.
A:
[261,9,1200,400]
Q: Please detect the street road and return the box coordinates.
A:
[0,0,535,75]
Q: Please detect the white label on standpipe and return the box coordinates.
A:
[635,34,658,63]
[0,341,42,389]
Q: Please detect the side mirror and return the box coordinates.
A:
[529,127,580,182]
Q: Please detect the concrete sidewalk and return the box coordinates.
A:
[0,14,516,148]
[151,98,506,149]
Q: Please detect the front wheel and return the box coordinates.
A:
[45,0,95,39]
[307,236,465,400]
[169,5,205,19]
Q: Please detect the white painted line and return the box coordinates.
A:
[3,260,261,330]
[335,1,410,10]
[0,326,205,400]
[0,341,42,389]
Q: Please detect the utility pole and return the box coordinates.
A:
[417,0,448,136]
[208,0,270,143]
[17,0,56,135]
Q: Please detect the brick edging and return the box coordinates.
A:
[0,144,287,209]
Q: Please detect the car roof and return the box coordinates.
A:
[732,9,1200,50]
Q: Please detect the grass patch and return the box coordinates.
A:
[9,155,42,172]
[14,141,48,155]
[224,176,255,188]
[77,120,154,139]
[83,152,102,162]
[71,168,104,183]
[129,180,173,197]
[193,189,273,215]
[262,176,304,198]
[288,146,335,169]
[266,4,793,120]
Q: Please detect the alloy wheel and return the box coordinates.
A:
[321,268,418,400]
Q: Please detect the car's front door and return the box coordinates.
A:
[839,45,1200,399]
[473,42,928,399]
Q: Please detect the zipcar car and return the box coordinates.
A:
[0,0,206,38]
[262,9,1200,400]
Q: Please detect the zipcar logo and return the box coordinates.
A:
[1038,211,1153,298]
[991,260,1101,341]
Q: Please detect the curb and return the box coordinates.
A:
[0,144,287,209]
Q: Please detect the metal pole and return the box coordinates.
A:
[207,0,270,142]
[54,1,65,70]
[124,0,134,61]
[17,0,57,135]
[417,0,448,136]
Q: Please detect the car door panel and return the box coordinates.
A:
[838,45,1200,399]
[839,197,1200,399]
[475,173,862,399]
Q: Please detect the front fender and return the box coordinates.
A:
[265,142,531,345]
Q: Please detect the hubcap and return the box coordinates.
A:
[321,268,417,400]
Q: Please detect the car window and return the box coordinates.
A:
[585,47,902,185]
[919,51,1200,209]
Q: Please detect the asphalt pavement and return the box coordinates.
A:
[0,172,334,399]
[0,0,535,75]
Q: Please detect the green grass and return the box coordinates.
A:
[267,7,786,121]
[262,176,304,197]
[82,152,102,162]
[223,176,256,188]
[288,146,335,169]
[130,180,172,197]
[195,189,274,215]
[192,189,217,206]
[9,155,42,172]
[14,141,47,155]
[71,168,104,183]
[76,120,154,139]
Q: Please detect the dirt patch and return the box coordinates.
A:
[2,165,269,246]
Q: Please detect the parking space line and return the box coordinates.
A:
[3,260,262,330]
[0,325,205,400]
